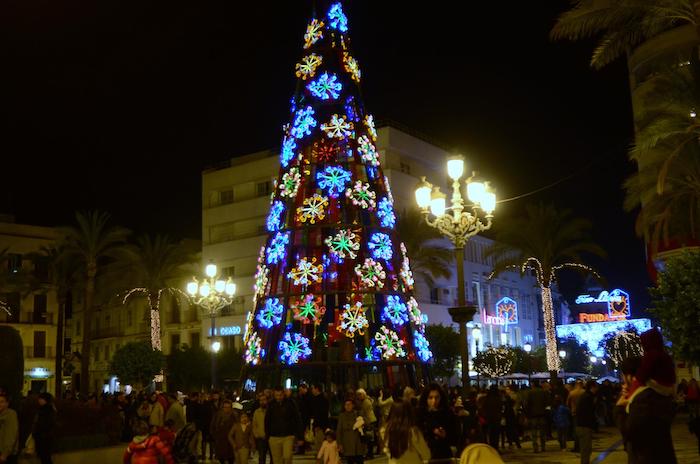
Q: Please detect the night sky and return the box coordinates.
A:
[1,2,650,308]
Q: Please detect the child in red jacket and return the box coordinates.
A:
[124,421,175,464]
[158,419,176,448]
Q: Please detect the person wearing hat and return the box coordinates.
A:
[32,392,56,464]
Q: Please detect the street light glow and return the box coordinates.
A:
[199,283,210,297]
[214,280,226,293]
[429,188,446,216]
[467,180,486,204]
[225,282,236,296]
[211,341,221,353]
[590,355,597,363]
[414,177,432,209]
[186,282,198,296]
[205,263,217,278]
[524,342,532,353]
[481,191,496,214]
[559,350,567,359]
[447,156,465,181]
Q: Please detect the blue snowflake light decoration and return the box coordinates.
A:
[369,232,393,260]
[291,106,317,139]
[327,3,348,32]
[414,332,433,362]
[377,197,396,229]
[279,331,312,364]
[280,136,297,167]
[256,298,284,329]
[383,295,409,326]
[267,201,285,232]
[266,232,290,265]
[307,72,342,100]
[317,165,352,198]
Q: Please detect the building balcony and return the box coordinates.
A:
[25,346,54,359]
[0,312,55,325]
[91,326,123,339]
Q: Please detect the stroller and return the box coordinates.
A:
[171,422,199,464]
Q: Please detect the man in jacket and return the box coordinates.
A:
[265,387,303,464]
[309,384,329,452]
[567,380,585,452]
[0,393,18,464]
[525,381,551,453]
[253,393,269,464]
[575,381,599,464]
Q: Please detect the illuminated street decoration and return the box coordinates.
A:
[355,258,386,288]
[325,229,360,259]
[279,331,312,364]
[292,294,326,324]
[266,201,285,232]
[321,114,353,139]
[337,301,369,338]
[327,2,348,32]
[414,332,433,362]
[280,136,297,168]
[291,106,317,138]
[303,19,324,49]
[495,296,518,324]
[383,295,408,326]
[313,141,339,163]
[343,52,361,82]
[266,232,290,265]
[377,197,396,228]
[295,54,323,80]
[375,326,406,359]
[317,166,352,198]
[369,232,393,260]
[556,318,652,357]
[296,193,329,223]
[245,332,265,365]
[288,257,323,286]
[364,115,377,140]
[346,181,376,209]
[575,288,631,320]
[307,72,342,100]
[357,135,379,166]
[280,167,302,198]
[256,298,284,329]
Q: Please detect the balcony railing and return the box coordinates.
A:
[0,312,55,325]
[24,346,54,359]
[91,326,123,339]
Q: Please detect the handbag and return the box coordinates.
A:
[304,419,315,443]
[24,434,36,455]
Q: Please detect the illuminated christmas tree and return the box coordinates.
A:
[243,1,430,387]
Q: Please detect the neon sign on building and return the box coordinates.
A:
[575,288,631,322]
[481,297,518,326]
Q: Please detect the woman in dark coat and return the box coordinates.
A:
[209,399,237,464]
[417,383,455,460]
[336,399,365,464]
[33,392,56,464]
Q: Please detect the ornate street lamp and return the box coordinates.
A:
[415,155,495,394]
[524,342,532,385]
[186,263,236,390]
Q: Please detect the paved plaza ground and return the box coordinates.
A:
[38,414,700,464]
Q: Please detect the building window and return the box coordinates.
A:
[191,332,200,348]
[399,162,411,174]
[256,181,272,197]
[104,345,110,361]
[34,331,46,358]
[429,288,440,304]
[7,254,22,274]
[222,266,235,277]
[219,189,234,205]
[33,295,47,323]
[33,257,49,282]
[127,309,133,327]
[171,334,180,351]
[64,338,71,354]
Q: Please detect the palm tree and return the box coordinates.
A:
[550,1,695,70]
[119,234,197,351]
[396,207,453,290]
[39,245,80,399]
[485,204,605,372]
[60,211,130,396]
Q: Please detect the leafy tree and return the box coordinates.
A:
[486,204,605,371]
[424,324,460,381]
[60,211,130,396]
[600,327,643,368]
[167,344,211,391]
[120,235,197,350]
[511,346,547,374]
[550,1,691,70]
[558,337,592,374]
[396,208,453,289]
[110,341,165,390]
[217,348,244,385]
[473,346,514,378]
[650,249,700,365]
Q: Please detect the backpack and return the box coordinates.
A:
[172,423,198,460]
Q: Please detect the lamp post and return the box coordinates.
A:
[524,342,532,385]
[415,155,495,395]
[472,326,481,387]
[186,263,236,391]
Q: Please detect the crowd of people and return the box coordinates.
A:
[0,329,697,464]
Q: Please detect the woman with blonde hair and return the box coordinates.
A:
[381,402,430,464]
[459,443,504,464]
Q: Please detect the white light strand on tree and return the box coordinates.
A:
[541,285,560,371]
[474,346,513,378]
